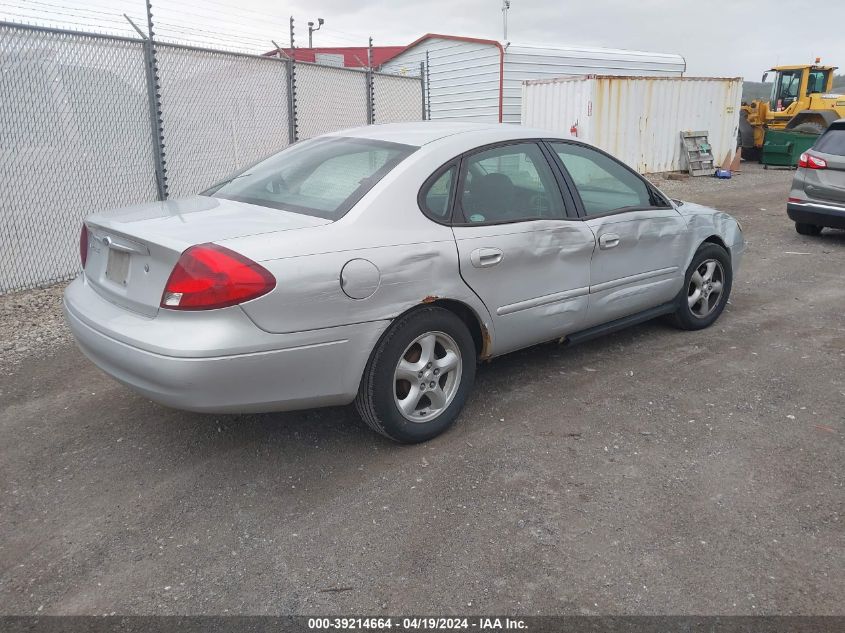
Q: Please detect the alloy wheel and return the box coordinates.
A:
[393,331,462,423]
[687,259,725,318]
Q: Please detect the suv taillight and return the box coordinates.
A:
[798,152,827,169]
[161,243,276,310]
[80,224,89,268]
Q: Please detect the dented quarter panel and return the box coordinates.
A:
[237,236,488,335]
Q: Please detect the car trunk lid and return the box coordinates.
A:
[83,196,330,316]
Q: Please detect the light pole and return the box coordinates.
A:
[307,18,324,48]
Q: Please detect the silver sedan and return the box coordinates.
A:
[64,123,745,443]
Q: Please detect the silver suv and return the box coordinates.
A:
[787,119,845,235]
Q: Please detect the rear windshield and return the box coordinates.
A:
[815,126,845,156]
[203,136,417,219]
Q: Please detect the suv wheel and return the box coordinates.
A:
[795,222,823,236]
[668,243,733,331]
[355,307,476,443]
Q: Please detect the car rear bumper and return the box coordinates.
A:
[787,201,845,229]
[63,276,389,413]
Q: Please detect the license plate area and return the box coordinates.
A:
[105,249,130,285]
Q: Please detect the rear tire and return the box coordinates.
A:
[355,307,476,443]
[668,243,733,331]
[795,222,823,236]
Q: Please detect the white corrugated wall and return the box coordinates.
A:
[380,36,686,124]
[380,37,501,122]
[502,44,686,123]
[522,76,743,173]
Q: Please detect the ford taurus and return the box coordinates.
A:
[64,123,745,443]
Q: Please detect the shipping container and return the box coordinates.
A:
[521,75,743,173]
[379,34,685,123]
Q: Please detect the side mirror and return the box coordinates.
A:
[762,72,770,83]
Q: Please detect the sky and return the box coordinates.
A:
[2,0,844,79]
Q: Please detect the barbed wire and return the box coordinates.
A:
[0,0,387,55]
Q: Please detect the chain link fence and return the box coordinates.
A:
[295,63,368,140]
[156,44,292,198]
[0,21,425,294]
[0,24,158,294]
[373,72,424,123]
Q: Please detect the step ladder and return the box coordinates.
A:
[680,131,715,176]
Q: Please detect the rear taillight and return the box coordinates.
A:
[798,153,827,169]
[80,224,89,268]
[161,243,275,310]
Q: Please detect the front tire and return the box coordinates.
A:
[355,307,476,443]
[795,222,822,236]
[668,243,733,331]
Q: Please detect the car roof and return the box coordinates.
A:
[325,121,563,147]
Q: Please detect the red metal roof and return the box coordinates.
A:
[266,46,405,68]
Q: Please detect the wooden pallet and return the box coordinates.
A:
[680,131,715,176]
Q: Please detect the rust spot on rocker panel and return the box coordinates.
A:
[480,323,493,360]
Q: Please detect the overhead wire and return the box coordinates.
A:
[0,3,129,27]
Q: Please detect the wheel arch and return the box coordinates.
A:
[681,233,733,274]
[419,298,491,360]
[701,234,729,254]
[385,298,491,360]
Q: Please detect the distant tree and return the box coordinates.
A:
[742,81,771,103]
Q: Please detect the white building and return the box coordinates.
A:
[380,33,686,123]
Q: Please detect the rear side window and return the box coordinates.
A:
[420,166,456,220]
[550,142,660,216]
[458,142,565,224]
[204,136,416,220]
[815,127,845,155]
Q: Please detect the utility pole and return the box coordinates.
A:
[307,17,324,48]
[288,16,298,142]
[289,15,295,49]
[366,36,374,124]
[502,0,510,41]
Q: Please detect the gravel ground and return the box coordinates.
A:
[0,283,70,376]
[646,163,792,200]
[1,163,843,616]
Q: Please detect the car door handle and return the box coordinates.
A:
[599,233,621,250]
[470,247,504,268]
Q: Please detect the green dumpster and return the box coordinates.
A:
[761,129,820,168]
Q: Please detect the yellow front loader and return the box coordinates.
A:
[739,62,845,157]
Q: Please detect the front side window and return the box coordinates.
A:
[550,142,658,216]
[204,137,416,220]
[458,142,565,223]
